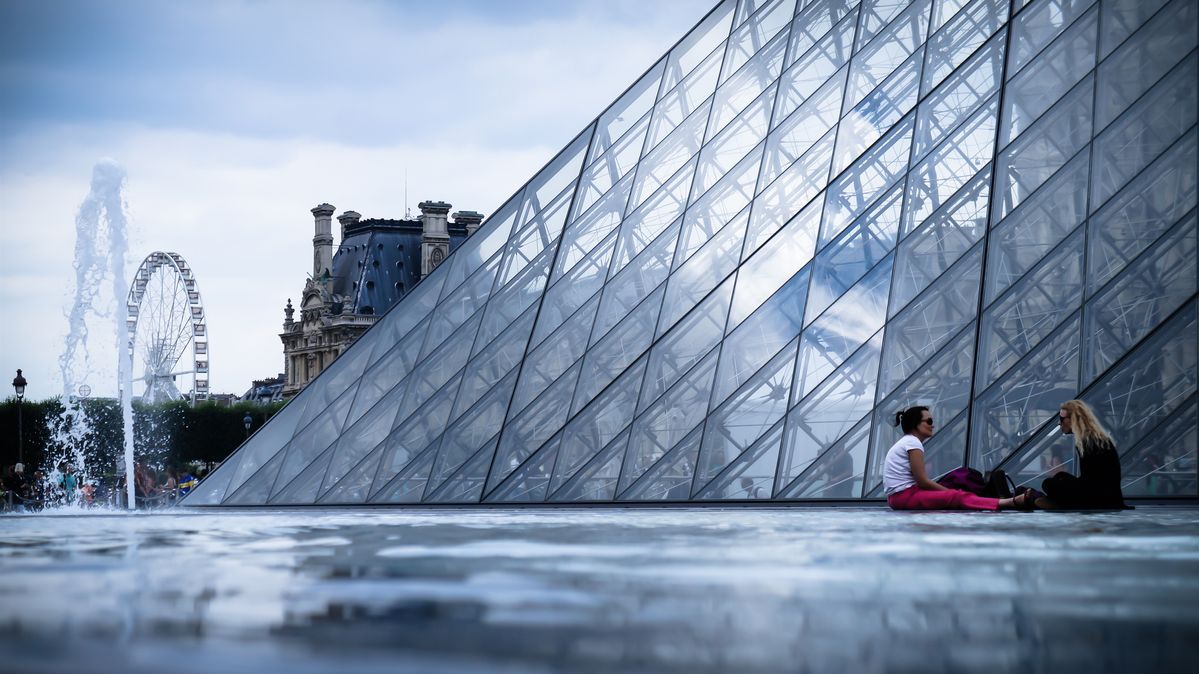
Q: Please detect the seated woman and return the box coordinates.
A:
[1034,400,1127,510]
[885,406,1032,511]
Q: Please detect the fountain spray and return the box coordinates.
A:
[56,160,136,509]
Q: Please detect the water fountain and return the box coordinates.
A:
[47,159,136,509]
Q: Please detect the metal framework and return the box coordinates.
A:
[126,251,209,404]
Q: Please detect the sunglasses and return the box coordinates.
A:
[921,418,934,425]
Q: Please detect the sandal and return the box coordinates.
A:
[1013,490,1036,511]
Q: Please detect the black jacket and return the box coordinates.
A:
[1042,437,1127,509]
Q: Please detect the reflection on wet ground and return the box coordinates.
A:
[0,506,1196,673]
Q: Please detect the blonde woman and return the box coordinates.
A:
[1035,400,1127,510]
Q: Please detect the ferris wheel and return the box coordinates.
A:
[125,251,209,404]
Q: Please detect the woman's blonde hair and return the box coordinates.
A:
[1060,399,1112,453]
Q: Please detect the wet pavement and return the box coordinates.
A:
[0,506,1196,673]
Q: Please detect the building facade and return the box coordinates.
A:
[280,202,483,397]
[188,0,1198,507]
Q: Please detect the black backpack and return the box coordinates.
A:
[981,469,1015,499]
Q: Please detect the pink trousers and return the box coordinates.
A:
[887,485,1000,511]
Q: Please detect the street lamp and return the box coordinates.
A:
[12,369,26,465]
[243,412,253,439]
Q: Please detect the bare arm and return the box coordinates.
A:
[908,449,948,491]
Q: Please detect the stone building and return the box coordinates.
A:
[280,201,482,398]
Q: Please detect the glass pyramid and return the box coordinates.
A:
[184,0,1198,506]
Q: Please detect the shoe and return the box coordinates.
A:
[1013,490,1036,511]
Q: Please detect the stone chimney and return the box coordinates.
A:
[419,200,452,278]
[337,210,361,240]
[453,210,484,236]
[311,203,335,280]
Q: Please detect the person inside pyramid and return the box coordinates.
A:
[883,406,1033,511]
[1032,400,1128,510]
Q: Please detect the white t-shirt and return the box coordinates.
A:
[883,435,925,495]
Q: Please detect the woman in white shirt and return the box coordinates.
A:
[884,406,1031,511]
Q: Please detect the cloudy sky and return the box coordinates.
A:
[0,0,713,401]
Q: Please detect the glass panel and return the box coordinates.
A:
[535,232,616,346]
[1082,301,1197,459]
[1095,0,1198,132]
[696,340,797,489]
[490,361,582,492]
[999,6,1096,147]
[731,205,818,328]
[805,183,904,323]
[425,438,497,504]
[712,28,789,137]
[650,49,724,153]
[596,219,679,341]
[555,359,648,493]
[269,446,335,505]
[589,61,664,164]
[213,392,305,501]
[877,244,981,398]
[753,129,837,244]
[903,97,998,235]
[573,287,665,415]
[978,229,1084,388]
[473,247,549,352]
[992,75,1093,221]
[858,0,918,48]
[661,0,736,93]
[1007,0,1097,77]
[369,371,463,498]
[788,0,861,67]
[844,0,931,112]
[969,313,1081,470]
[1087,131,1197,293]
[520,130,589,230]
[1090,55,1198,211]
[985,149,1089,302]
[553,173,630,282]
[832,49,922,177]
[795,255,893,398]
[890,165,989,312]
[643,280,734,411]
[318,442,384,505]
[398,312,481,423]
[619,426,703,501]
[819,116,914,247]
[363,268,445,369]
[511,294,598,415]
[694,417,782,499]
[486,433,560,503]
[763,67,847,190]
[722,0,796,85]
[267,385,356,500]
[620,351,719,493]
[693,88,774,198]
[631,100,710,211]
[1119,396,1197,497]
[678,149,761,264]
[777,331,884,492]
[426,370,516,495]
[369,445,436,504]
[610,158,697,274]
[775,8,857,123]
[658,228,742,339]
[1099,0,1173,59]
[717,267,810,405]
[920,0,1007,94]
[913,31,1003,163]
[223,449,286,506]
[577,114,651,218]
[455,306,537,419]
[550,429,631,502]
[421,254,498,358]
[438,198,517,298]
[1083,213,1197,385]
[347,315,428,427]
[785,416,870,498]
[317,381,408,497]
[500,197,568,289]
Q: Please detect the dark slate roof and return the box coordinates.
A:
[331,218,470,316]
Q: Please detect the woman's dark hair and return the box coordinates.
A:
[894,406,929,434]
